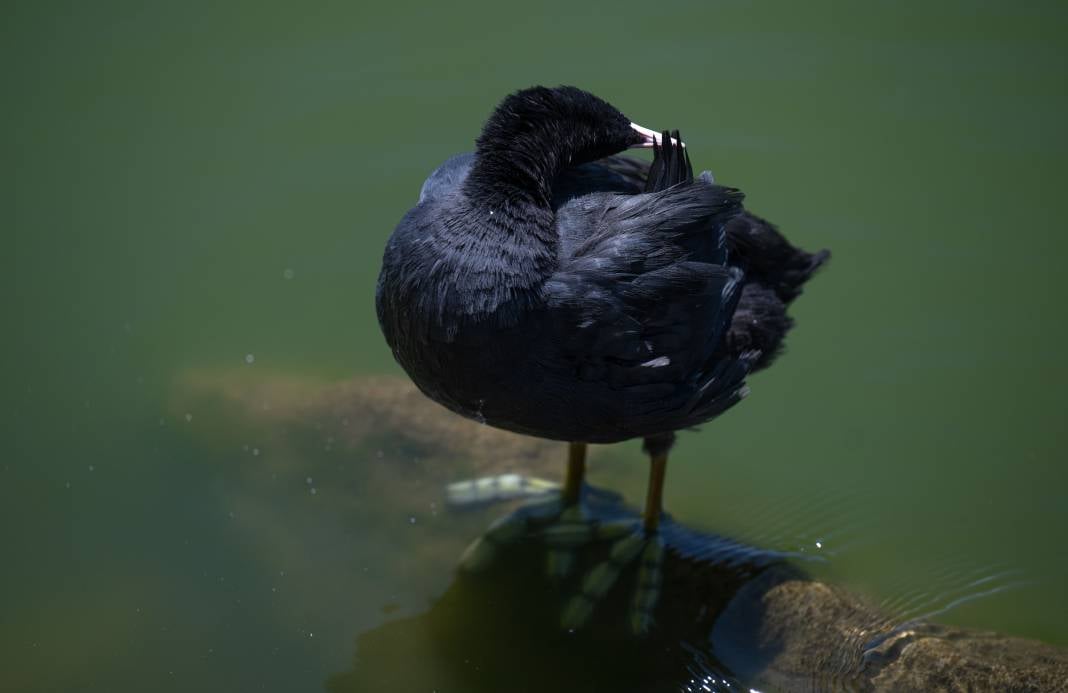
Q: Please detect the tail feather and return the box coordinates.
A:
[725,212,830,303]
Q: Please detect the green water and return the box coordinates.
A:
[6,1,1068,691]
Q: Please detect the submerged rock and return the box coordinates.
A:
[715,568,1068,691]
[170,369,580,483]
[171,370,1068,692]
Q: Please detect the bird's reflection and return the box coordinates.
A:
[328,491,804,693]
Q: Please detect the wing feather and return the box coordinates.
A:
[544,171,755,430]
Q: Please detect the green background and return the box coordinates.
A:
[6,1,1067,691]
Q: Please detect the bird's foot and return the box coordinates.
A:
[561,525,665,636]
[540,505,637,581]
[458,493,565,572]
[458,484,627,579]
[456,482,661,635]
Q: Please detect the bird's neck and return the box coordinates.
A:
[463,127,568,214]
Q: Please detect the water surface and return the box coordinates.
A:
[6,1,1068,691]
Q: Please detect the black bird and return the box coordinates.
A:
[376,86,828,632]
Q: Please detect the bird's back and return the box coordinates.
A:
[377,144,826,443]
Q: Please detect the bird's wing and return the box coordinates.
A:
[589,154,652,189]
[550,156,648,210]
[543,164,756,429]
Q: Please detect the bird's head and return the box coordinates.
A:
[475,86,678,168]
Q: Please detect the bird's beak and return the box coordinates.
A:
[629,123,685,149]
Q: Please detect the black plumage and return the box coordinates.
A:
[376,86,827,450]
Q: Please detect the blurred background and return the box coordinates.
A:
[5,1,1067,691]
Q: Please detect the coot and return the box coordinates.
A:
[376,86,828,632]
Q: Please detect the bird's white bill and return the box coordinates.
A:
[629,123,685,148]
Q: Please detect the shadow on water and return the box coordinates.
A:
[328,492,815,693]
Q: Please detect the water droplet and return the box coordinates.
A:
[65,481,71,489]
[408,516,416,524]
[185,413,193,423]
[244,353,255,365]
[306,477,313,485]
[309,487,317,495]
[282,268,295,280]
[88,465,95,472]
[251,448,260,457]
